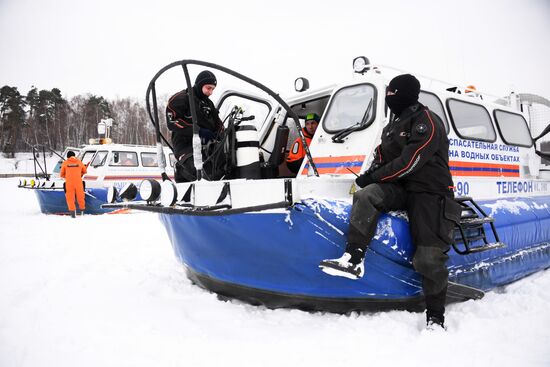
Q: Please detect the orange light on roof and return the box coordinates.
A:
[465,85,477,93]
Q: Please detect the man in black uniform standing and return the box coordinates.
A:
[320,74,461,329]
[166,70,225,182]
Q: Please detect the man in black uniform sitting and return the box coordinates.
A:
[320,74,461,330]
[166,70,225,182]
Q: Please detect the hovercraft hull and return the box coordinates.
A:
[159,196,550,312]
[34,188,120,215]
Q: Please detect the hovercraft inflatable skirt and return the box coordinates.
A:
[158,196,550,313]
[34,188,119,215]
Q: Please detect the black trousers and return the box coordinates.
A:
[174,141,228,183]
[174,152,198,182]
[348,183,458,314]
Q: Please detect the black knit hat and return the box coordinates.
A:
[195,70,217,89]
[386,74,421,115]
[388,74,420,99]
[67,150,76,158]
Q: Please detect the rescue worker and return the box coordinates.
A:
[60,150,87,218]
[286,112,319,174]
[319,74,461,330]
[166,70,225,182]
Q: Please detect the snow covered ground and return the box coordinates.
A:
[1,176,549,367]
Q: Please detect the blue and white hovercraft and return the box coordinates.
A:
[105,58,550,312]
[19,119,175,215]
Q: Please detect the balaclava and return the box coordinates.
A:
[385,74,420,116]
[193,70,217,98]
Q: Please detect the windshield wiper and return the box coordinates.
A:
[331,98,373,144]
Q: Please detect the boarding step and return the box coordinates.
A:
[465,241,506,253]
[460,217,495,226]
[453,196,505,255]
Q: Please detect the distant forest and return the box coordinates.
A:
[0,85,169,157]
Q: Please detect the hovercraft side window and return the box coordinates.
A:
[419,91,449,133]
[493,110,533,148]
[447,99,496,142]
[109,151,138,167]
[141,152,159,167]
[285,96,331,151]
[218,94,272,132]
[52,160,63,174]
[90,151,108,167]
[80,151,97,166]
[322,84,376,133]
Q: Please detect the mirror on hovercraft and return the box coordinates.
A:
[533,123,550,161]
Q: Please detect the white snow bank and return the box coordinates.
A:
[0,177,549,367]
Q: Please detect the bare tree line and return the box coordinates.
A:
[0,85,168,157]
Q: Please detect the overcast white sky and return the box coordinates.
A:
[1,0,549,101]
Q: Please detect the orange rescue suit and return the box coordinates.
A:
[286,128,313,174]
[60,156,87,212]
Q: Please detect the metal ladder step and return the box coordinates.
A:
[464,242,506,253]
[453,196,505,255]
[460,217,495,226]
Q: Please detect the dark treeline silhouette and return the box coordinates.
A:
[0,85,167,157]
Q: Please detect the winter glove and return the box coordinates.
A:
[199,128,216,143]
[355,173,375,188]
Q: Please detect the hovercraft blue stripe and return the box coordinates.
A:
[450,167,519,173]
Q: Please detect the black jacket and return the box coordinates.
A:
[166,86,223,158]
[358,103,453,194]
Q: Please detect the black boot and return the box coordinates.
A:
[345,244,365,264]
[425,286,447,330]
[426,310,446,330]
[70,211,76,218]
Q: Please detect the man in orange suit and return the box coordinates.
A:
[286,112,320,174]
[60,150,87,218]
